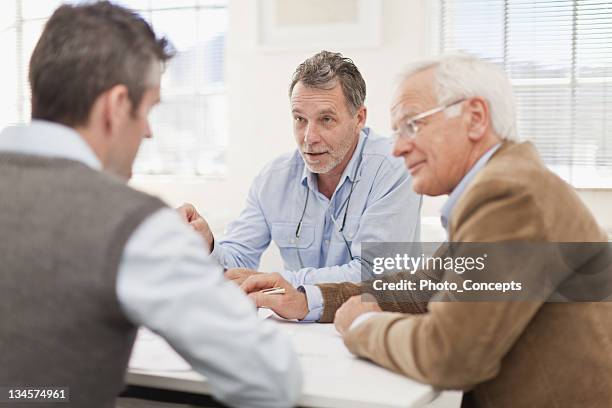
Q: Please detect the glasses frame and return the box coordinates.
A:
[294,183,357,269]
[293,138,369,269]
[393,98,467,141]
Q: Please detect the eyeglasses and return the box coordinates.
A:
[295,183,357,269]
[392,98,466,141]
[294,138,367,269]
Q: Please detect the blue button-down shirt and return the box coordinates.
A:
[440,143,501,233]
[211,127,422,288]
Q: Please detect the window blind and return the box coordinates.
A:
[439,0,611,186]
[1,0,228,176]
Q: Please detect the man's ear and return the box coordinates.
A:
[356,105,367,129]
[102,84,131,136]
[465,97,489,142]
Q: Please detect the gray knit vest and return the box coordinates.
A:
[0,153,165,407]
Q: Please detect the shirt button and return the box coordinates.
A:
[324,239,329,244]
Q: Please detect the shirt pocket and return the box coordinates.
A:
[271,222,315,249]
[336,216,361,241]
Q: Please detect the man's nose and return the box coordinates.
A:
[304,123,321,145]
[392,136,414,158]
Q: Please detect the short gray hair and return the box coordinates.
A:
[401,53,518,141]
[289,51,366,114]
[29,1,175,126]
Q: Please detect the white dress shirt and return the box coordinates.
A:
[0,120,302,408]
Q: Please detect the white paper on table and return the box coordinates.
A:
[289,329,354,359]
[129,328,191,372]
[256,309,353,359]
[257,307,299,322]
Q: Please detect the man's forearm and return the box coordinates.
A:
[344,300,544,390]
[316,266,443,322]
[316,282,362,322]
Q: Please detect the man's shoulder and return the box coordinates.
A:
[257,150,304,180]
[2,152,162,206]
[54,159,165,205]
[361,128,406,171]
[475,141,565,197]
[42,157,168,216]
[102,171,166,206]
[362,128,393,157]
[454,141,601,240]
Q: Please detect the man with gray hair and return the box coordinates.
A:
[242,53,612,407]
[0,2,300,407]
[180,51,421,300]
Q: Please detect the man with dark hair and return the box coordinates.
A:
[0,2,300,407]
[29,1,172,129]
[180,51,422,309]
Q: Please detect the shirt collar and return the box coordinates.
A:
[300,127,370,190]
[0,120,102,170]
[440,143,502,231]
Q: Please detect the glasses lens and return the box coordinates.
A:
[407,122,418,137]
[394,121,418,140]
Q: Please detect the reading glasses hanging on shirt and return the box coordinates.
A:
[293,138,368,269]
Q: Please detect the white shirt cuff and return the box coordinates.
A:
[298,285,323,322]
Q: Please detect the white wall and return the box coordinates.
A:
[130,0,612,239]
[131,0,436,231]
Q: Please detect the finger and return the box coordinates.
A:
[177,203,194,215]
[176,208,190,222]
[224,269,240,280]
[345,295,363,308]
[241,274,278,294]
[177,204,201,222]
[334,311,347,335]
[225,268,251,280]
[189,219,207,233]
[348,295,362,302]
[334,305,344,322]
[230,276,246,286]
[334,320,343,335]
[248,292,281,310]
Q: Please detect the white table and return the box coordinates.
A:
[126,312,462,408]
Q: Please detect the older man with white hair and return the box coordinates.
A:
[242,54,612,407]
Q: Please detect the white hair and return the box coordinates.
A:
[400,53,518,141]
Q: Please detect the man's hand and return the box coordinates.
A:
[240,273,309,320]
[225,268,260,286]
[334,294,382,336]
[177,203,214,251]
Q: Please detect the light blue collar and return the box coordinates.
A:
[0,120,102,170]
[440,143,501,231]
[300,127,369,192]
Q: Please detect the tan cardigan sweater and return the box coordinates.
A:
[316,142,612,408]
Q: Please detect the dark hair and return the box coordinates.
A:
[29,1,175,126]
[289,50,366,113]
